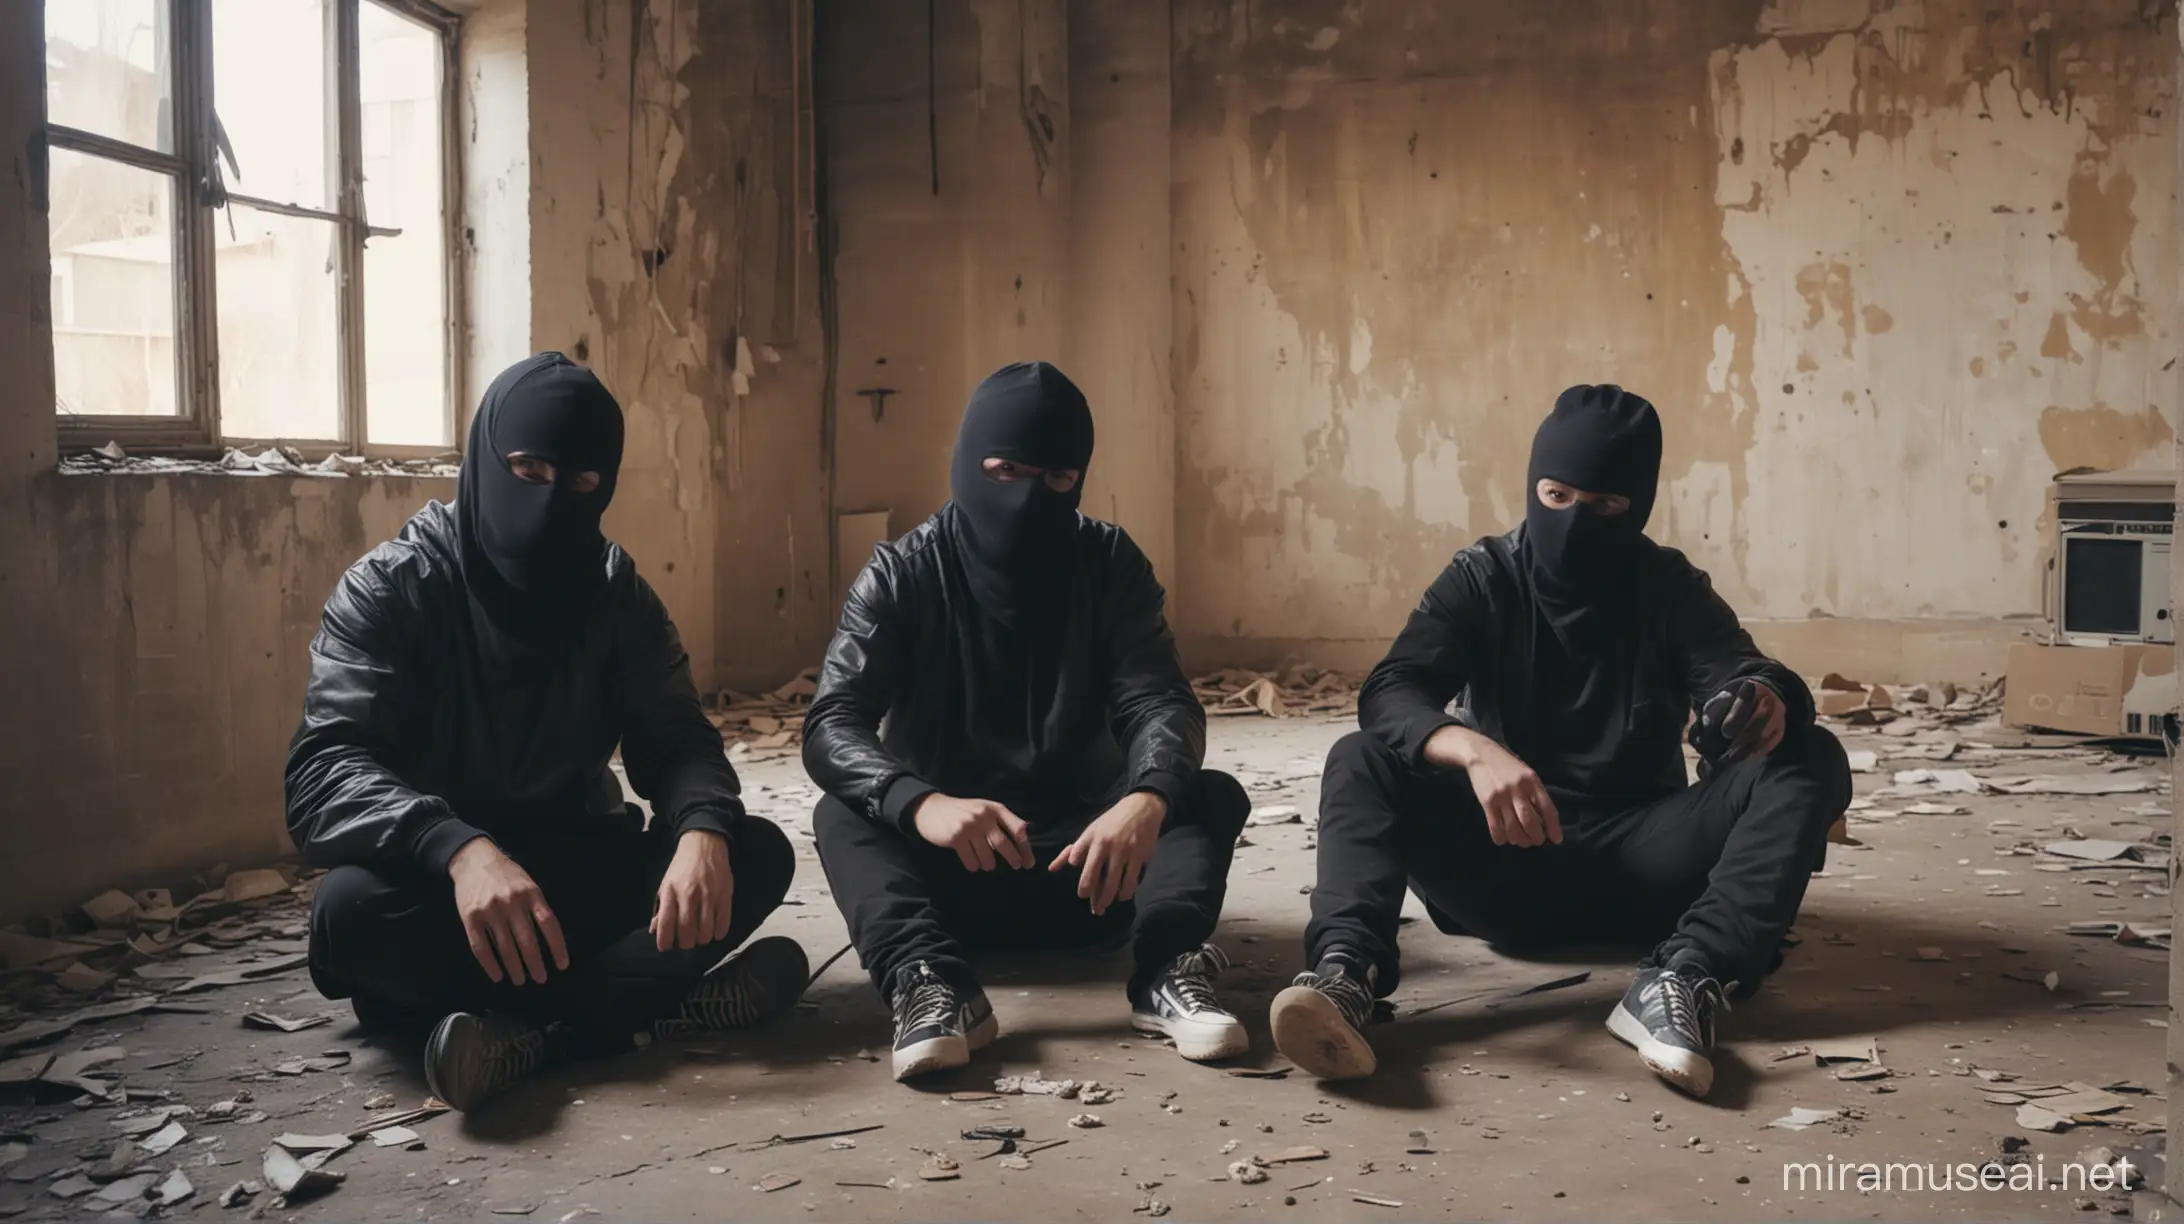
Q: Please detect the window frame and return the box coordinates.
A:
[45,0,464,458]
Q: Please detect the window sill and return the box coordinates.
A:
[59,445,458,480]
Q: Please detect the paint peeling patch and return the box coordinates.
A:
[2039,312,2080,362]
[2036,403,2174,472]
[1793,260,1856,357]
[1860,304,1892,334]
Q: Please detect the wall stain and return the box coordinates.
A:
[2037,402,2174,471]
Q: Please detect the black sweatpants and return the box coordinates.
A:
[308,815,796,1042]
[814,771,1250,999]
[1306,726,1852,994]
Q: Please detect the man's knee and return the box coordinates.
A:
[812,795,865,856]
[730,815,797,908]
[1322,730,1405,792]
[310,864,413,943]
[1773,723,1854,815]
[1185,768,1250,839]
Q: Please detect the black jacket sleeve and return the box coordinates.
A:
[802,550,934,831]
[615,575,745,842]
[1666,558,1815,730]
[285,556,488,874]
[1101,533,1204,812]
[1357,556,1489,766]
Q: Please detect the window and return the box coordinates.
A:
[44,0,460,455]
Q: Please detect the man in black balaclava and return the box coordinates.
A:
[1272,385,1851,1099]
[805,361,1254,1083]
[287,353,806,1112]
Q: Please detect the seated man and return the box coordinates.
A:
[1272,385,1851,1097]
[287,353,806,1112]
[805,361,1252,1082]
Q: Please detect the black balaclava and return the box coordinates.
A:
[1523,384,1662,644]
[945,361,1095,624]
[456,353,625,639]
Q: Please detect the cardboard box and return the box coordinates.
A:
[2004,643,2175,739]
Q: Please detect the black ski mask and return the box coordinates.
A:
[945,362,1095,624]
[1523,384,1662,643]
[456,353,625,636]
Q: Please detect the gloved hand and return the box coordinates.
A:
[1688,677,1771,769]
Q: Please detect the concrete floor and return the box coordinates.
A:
[0,715,2170,1221]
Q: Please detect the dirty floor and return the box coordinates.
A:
[0,715,2169,1221]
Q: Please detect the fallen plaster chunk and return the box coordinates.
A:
[1767,1108,1838,1132]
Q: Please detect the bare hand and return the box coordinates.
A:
[1049,792,1166,915]
[913,795,1033,872]
[1724,683,1788,762]
[449,839,570,986]
[1424,725,1562,848]
[652,830,736,952]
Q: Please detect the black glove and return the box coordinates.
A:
[1687,677,1764,769]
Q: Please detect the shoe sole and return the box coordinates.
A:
[424,1013,486,1112]
[1131,1009,1250,1062]
[1269,985,1376,1080]
[1605,1000,1715,1098]
[893,1010,1000,1083]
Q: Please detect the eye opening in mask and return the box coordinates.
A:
[506,451,603,494]
[1535,477,1630,517]
[981,456,1081,494]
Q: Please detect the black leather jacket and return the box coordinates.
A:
[1361,527,1815,807]
[803,509,1204,832]
[284,501,742,874]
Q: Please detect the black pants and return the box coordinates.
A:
[309,815,796,1041]
[1306,726,1852,995]
[813,771,1250,999]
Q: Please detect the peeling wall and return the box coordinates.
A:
[1171,0,2178,669]
[525,0,829,693]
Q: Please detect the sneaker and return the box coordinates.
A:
[1606,964,1727,1097]
[423,1012,554,1112]
[1129,944,1249,1062]
[889,961,999,1082]
[652,936,810,1041]
[1269,955,1378,1080]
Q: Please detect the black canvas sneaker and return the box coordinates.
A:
[652,936,810,1041]
[1129,944,1249,1061]
[889,961,998,1082]
[1606,963,1728,1097]
[423,1012,557,1112]
[1269,954,1378,1080]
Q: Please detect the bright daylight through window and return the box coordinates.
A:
[44,0,458,453]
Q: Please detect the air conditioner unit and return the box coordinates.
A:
[2016,469,2177,743]
[2047,468,2173,646]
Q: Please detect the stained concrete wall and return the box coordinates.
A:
[1170,0,2178,675]
[523,0,829,694]
[0,0,820,916]
[818,1,1177,581]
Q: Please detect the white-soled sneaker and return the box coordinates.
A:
[888,961,998,1082]
[1129,944,1249,1062]
[1269,956,1377,1080]
[1606,964,1727,1098]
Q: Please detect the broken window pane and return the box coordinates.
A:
[360,0,450,447]
[215,206,342,441]
[212,0,333,209]
[47,147,180,418]
[45,0,173,154]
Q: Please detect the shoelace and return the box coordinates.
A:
[1165,944,1231,1015]
[896,966,958,1034]
[1303,966,1374,1031]
[485,1022,549,1082]
[1656,972,1727,1046]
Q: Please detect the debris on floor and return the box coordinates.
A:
[1192,665,1360,718]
